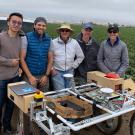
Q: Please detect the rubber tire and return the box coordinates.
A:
[95,109,122,135]
[130,112,135,135]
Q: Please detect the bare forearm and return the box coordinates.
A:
[21,59,32,78]
[46,64,52,76]
[45,52,53,76]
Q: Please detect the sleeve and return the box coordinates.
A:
[49,40,54,52]
[97,42,111,73]
[72,41,84,69]
[21,36,28,50]
[117,44,129,76]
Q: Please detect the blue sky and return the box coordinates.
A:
[0,0,135,25]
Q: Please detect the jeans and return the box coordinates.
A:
[0,76,20,130]
[52,69,74,90]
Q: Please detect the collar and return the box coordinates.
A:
[107,37,120,46]
[33,31,46,39]
[6,30,20,38]
[57,36,72,44]
[81,38,92,45]
[78,33,92,45]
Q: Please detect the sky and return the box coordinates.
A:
[0,0,135,25]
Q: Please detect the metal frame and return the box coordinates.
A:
[30,99,70,135]
[27,83,135,135]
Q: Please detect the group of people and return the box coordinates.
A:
[0,12,129,134]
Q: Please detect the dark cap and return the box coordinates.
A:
[82,22,93,30]
[34,17,47,24]
[108,24,119,32]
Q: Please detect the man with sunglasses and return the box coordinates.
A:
[97,24,129,77]
[0,12,24,134]
[50,23,84,90]
[75,22,99,85]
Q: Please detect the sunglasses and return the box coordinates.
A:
[11,20,22,26]
[108,30,118,34]
[60,29,70,32]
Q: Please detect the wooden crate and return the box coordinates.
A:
[8,82,43,114]
[123,78,135,92]
[87,71,124,92]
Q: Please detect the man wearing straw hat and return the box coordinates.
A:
[50,23,84,90]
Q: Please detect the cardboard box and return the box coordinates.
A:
[123,78,135,91]
[87,71,124,92]
[8,81,43,113]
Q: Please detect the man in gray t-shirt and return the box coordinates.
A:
[0,12,24,133]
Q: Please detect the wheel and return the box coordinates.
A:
[96,116,122,135]
[130,112,135,135]
[94,108,122,135]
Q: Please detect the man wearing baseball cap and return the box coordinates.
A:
[97,24,129,77]
[20,17,53,134]
[75,22,99,85]
[50,23,84,90]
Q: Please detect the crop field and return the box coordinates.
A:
[47,23,135,80]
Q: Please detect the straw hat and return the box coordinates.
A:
[57,23,73,32]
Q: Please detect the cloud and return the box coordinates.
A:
[0,0,135,25]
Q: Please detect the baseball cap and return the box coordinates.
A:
[108,24,119,32]
[82,22,93,30]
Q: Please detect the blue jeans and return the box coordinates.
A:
[52,69,74,90]
[0,76,20,130]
